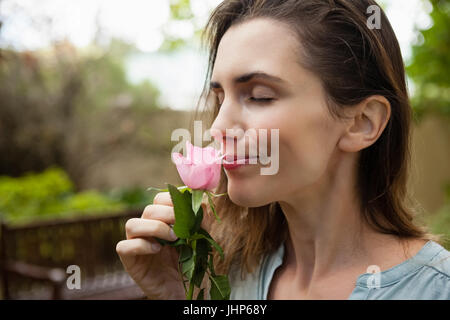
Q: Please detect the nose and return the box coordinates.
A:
[210,97,245,151]
[210,126,243,158]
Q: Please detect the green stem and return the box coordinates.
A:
[186,281,195,300]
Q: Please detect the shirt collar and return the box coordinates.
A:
[355,240,444,288]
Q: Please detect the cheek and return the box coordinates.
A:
[277,104,340,187]
[224,101,341,205]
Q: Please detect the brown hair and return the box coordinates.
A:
[193,0,441,278]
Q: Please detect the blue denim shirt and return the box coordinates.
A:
[229,240,450,299]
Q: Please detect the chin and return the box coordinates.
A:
[227,183,269,208]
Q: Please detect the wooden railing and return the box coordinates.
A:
[0,209,147,300]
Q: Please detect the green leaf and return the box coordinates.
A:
[168,184,196,239]
[191,259,207,288]
[146,185,190,192]
[191,238,209,287]
[206,191,221,223]
[172,238,187,246]
[179,245,193,263]
[196,237,211,257]
[181,255,195,280]
[192,206,204,234]
[155,237,186,246]
[208,254,216,277]
[197,229,224,260]
[209,274,230,300]
[178,186,191,193]
[196,288,205,300]
[192,189,204,214]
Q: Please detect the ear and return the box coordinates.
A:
[338,95,391,153]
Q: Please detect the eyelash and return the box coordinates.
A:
[248,97,274,103]
[216,96,274,107]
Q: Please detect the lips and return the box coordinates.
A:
[224,155,258,163]
[222,162,242,170]
[222,155,258,170]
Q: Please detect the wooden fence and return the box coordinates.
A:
[0,209,147,300]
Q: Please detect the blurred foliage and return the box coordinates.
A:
[0,167,123,225]
[159,0,206,52]
[0,167,158,225]
[110,186,156,209]
[0,0,447,240]
[0,38,161,188]
[429,205,450,250]
[407,0,450,120]
[170,0,195,20]
[426,183,450,250]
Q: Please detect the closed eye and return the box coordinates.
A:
[248,97,275,103]
[214,95,275,108]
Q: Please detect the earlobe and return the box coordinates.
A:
[337,96,391,153]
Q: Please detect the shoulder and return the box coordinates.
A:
[367,241,450,300]
[407,241,450,298]
[405,239,450,281]
[422,241,450,279]
[353,240,450,300]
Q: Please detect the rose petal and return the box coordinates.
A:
[172,140,222,190]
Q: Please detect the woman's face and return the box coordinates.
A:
[210,17,347,207]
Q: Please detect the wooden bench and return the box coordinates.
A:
[0,209,147,300]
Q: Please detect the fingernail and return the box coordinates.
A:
[152,243,161,252]
[169,228,178,240]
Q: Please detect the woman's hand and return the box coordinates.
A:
[116,192,212,300]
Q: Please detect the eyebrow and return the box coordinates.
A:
[210,71,285,89]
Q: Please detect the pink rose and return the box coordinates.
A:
[171,140,223,191]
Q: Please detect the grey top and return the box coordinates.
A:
[229,240,450,299]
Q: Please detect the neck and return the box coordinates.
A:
[277,151,389,289]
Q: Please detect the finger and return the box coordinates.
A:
[125,218,177,241]
[152,192,173,206]
[116,238,161,257]
[142,204,175,225]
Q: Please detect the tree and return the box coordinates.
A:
[407,0,450,119]
[0,39,161,187]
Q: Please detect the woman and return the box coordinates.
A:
[116,0,450,299]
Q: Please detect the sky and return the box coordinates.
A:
[0,0,434,110]
[0,0,221,51]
